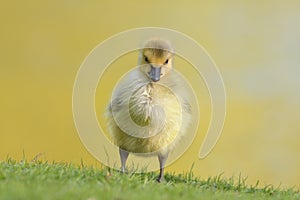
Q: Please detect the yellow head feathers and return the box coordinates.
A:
[139,39,174,82]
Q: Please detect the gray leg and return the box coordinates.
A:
[157,152,168,182]
[119,148,129,173]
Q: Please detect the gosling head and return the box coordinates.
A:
[138,39,174,82]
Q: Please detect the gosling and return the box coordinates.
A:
[106,39,192,182]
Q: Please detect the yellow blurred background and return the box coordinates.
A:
[1,0,300,188]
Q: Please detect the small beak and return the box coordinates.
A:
[149,65,161,82]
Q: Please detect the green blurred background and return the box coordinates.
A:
[1,0,300,188]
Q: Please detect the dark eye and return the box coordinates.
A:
[164,59,169,64]
[145,57,149,63]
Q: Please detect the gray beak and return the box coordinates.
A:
[150,65,161,82]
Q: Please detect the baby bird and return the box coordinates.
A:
[106,39,192,182]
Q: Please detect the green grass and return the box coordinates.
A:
[0,159,299,200]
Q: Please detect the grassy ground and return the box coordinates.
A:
[0,159,299,200]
